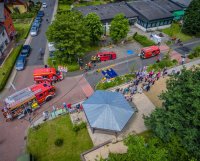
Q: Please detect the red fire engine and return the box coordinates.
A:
[97,51,117,61]
[33,67,63,84]
[2,83,56,121]
[140,46,160,59]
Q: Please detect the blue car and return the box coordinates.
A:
[32,21,40,28]
[20,45,31,57]
[16,56,26,71]
[30,26,39,36]
[37,10,44,17]
[35,17,42,22]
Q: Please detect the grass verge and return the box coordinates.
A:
[27,115,93,161]
[14,18,32,42]
[162,23,192,42]
[96,73,135,90]
[133,32,155,47]
[0,45,22,91]
[48,58,80,72]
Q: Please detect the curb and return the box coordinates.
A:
[44,0,58,65]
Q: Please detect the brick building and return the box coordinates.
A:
[0,2,16,40]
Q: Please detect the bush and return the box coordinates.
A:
[54,138,64,147]
[133,32,155,47]
[96,74,135,90]
[0,45,22,91]
[72,122,87,133]
[188,45,200,59]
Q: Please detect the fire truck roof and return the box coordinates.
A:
[4,83,51,109]
[33,67,56,75]
[142,46,159,51]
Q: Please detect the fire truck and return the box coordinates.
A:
[33,67,63,84]
[97,51,117,61]
[2,83,55,121]
[140,46,160,59]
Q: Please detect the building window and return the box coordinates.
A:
[5,40,8,46]
[160,21,164,26]
[147,23,151,28]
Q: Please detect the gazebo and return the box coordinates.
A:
[82,90,135,134]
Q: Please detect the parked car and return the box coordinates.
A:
[42,2,47,8]
[32,21,40,28]
[35,17,42,22]
[20,45,31,57]
[30,26,38,36]
[16,56,26,71]
[37,10,44,17]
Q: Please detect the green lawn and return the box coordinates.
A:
[0,45,22,91]
[27,115,93,161]
[162,23,192,42]
[58,4,71,11]
[14,18,32,42]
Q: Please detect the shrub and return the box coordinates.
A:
[54,138,64,147]
[188,45,200,59]
[0,45,22,91]
[133,32,155,47]
[72,122,87,133]
[188,54,194,59]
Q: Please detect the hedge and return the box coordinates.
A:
[133,32,156,47]
[0,45,22,91]
[188,45,200,59]
[96,74,135,90]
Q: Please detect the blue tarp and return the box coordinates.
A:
[101,68,118,79]
[83,90,135,132]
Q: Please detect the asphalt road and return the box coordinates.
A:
[85,53,164,88]
[174,39,200,56]
[27,0,56,66]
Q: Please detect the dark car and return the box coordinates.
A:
[37,10,44,17]
[20,45,31,57]
[16,55,26,71]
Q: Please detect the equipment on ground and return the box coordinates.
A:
[101,68,118,79]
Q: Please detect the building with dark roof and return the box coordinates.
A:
[152,0,185,20]
[76,2,138,23]
[171,0,192,8]
[75,0,189,32]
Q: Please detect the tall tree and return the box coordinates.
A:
[182,0,200,35]
[46,11,90,63]
[107,135,168,161]
[84,13,103,45]
[110,14,129,42]
[145,67,200,160]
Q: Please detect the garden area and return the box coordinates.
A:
[96,73,135,90]
[27,115,93,161]
[0,45,22,91]
[133,32,155,47]
[162,23,192,42]
[13,18,32,42]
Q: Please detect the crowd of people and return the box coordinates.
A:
[115,66,173,102]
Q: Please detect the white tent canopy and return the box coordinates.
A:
[83,90,135,132]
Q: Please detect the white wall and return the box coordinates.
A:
[135,23,171,32]
[0,29,10,54]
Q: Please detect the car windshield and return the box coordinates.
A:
[31,27,37,31]
[17,61,23,65]
[22,49,27,53]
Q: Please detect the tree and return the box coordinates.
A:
[46,11,90,63]
[145,67,200,160]
[110,14,129,42]
[84,13,103,45]
[182,0,200,35]
[107,135,168,161]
